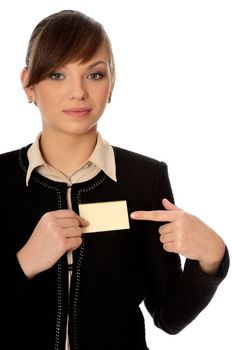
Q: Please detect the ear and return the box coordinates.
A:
[20,67,35,103]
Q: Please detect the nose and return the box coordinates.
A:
[68,77,88,100]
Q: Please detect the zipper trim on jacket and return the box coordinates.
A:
[71,175,107,348]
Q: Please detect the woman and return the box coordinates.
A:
[0,9,229,350]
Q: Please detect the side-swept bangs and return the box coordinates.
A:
[25,10,114,87]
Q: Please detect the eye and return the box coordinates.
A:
[48,72,65,80]
[87,72,104,80]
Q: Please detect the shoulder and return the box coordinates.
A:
[0,145,31,173]
[112,146,174,205]
[0,148,20,163]
[113,146,168,173]
[112,146,170,188]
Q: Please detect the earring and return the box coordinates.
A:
[108,96,111,103]
[28,97,33,103]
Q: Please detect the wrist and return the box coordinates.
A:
[16,249,35,280]
[199,260,221,275]
[199,241,225,275]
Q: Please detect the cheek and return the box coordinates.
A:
[35,87,60,109]
[96,84,111,102]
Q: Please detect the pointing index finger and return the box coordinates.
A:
[130,210,177,222]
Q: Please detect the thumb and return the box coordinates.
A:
[79,216,89,227]
[162,198,182,211]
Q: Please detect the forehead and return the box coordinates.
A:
[66,44,111,68]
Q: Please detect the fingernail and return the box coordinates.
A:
[83,218,89,225]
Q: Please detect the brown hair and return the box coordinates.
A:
[25,10,115,87]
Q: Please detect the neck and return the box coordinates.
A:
[40,129,98,176]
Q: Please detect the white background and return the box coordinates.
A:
[0,1,231,349]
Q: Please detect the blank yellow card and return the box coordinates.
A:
[79,200,130,233]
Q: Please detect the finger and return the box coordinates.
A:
[162,242,179,254]
[78,216,89,227]
[130,210,177,222]
[61,218,82,229]
[162,198,182,211]
[66,237,83,251]
[64,227,82,238]
[159,232,174,244]
[158,222,172,235]
[52,210,89,227]
[64,216,89,228]
[52,209,78,218]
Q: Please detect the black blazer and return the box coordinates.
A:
[0,145,229,350]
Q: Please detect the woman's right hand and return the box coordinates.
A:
[16,209,89,279]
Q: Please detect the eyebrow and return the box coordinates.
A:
[88,60,107,69]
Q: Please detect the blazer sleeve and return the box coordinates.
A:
[143,161,230,334]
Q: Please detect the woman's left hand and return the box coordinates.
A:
[131,198,225,274]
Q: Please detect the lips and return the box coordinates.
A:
[64,107,91,112]
[63,106,92,117]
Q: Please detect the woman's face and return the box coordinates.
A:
[24,45,114,138]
